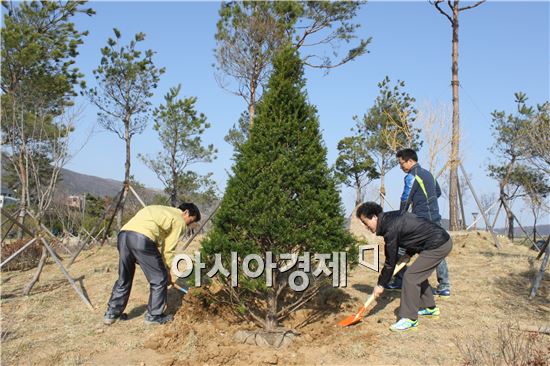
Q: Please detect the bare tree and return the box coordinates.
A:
[417,101,452,178]
[17,107,78,295]
[431,0,486,230]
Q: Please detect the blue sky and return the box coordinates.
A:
[21,1,549,227]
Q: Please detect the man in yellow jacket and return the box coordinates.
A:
[103,203,201,325]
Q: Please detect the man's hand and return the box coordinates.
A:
[373,285,384,299]
[167,270,174,285]
[398,255,411,266]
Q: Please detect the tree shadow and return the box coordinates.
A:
[74,275,93,306]
[493,268,549,307]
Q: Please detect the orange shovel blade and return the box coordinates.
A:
[337,305,367,327]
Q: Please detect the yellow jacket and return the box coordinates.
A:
[121,205,186,268]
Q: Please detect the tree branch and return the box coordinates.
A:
[432,0,453,24]
[459,1,486,12]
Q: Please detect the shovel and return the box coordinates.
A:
[337,256,411,327]
[172,283,188,294]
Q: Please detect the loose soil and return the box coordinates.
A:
[1,219,548,365]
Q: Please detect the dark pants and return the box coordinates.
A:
[106,231,168,317]
[399,239,453,320]
[393,220,451,290]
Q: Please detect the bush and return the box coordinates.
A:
[1,238,43,271]
[456,324,550,366]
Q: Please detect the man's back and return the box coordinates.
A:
[400,163,441,223]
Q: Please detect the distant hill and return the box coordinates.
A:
[1,160,162,199]
[494,224,550,238]
[57,168,127,197]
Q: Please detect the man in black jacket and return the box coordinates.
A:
[387,148,451,297]
[356,202,452,332]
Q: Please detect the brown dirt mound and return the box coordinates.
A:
[144,288,377,365]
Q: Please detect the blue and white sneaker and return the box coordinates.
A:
[384,280,402,290]
[418,306,440,318]
[389,318,418,332]
[432,288,451,297]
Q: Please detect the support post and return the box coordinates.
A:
[459,163,501,248]
[128,185,146,208]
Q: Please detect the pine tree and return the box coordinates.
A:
[202,46,356,330]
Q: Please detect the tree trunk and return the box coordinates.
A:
[448,3,461,231]
[379,163,386,209]
[17,150,28,239]
[265,282,278,331]
[117,124,131,230]
[533,212,537,244]
[248,79,257,128]
[170,177,178,207]
[170,126,179,207]
[500,193,514,241]
[354,174,362,207]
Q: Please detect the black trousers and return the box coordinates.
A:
[106,230,168,317]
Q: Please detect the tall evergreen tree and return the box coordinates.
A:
[202,46,356,331]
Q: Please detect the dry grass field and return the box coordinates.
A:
[1,221,549,365]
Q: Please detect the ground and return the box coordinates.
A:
[1,219,549,365]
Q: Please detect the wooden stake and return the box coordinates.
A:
[23,245,48,295]
[40,237,94,311]
[181,201,221,251]
[512,324,550,335]
[101,185,126,245]
[129,185,146,208]
[0,237,38,269]
[456,176,466,229]
[536,235,550,261]
[68,188,123,266]
[459,163,501,248]
[530,243,549,299]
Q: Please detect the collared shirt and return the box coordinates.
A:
[121,205,186,268]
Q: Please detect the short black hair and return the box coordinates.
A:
[396,148,418,162]
[178,202,201,222]
[356,202,383,220]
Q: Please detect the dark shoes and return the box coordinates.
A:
[103,312,128,325]
[384,280,402,290]
[432,288,451,297]
[144,313,173,325]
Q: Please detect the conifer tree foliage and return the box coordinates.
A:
[202,46,356,330]
[139,84,217,207]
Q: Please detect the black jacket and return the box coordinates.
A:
[376,211,450,287]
